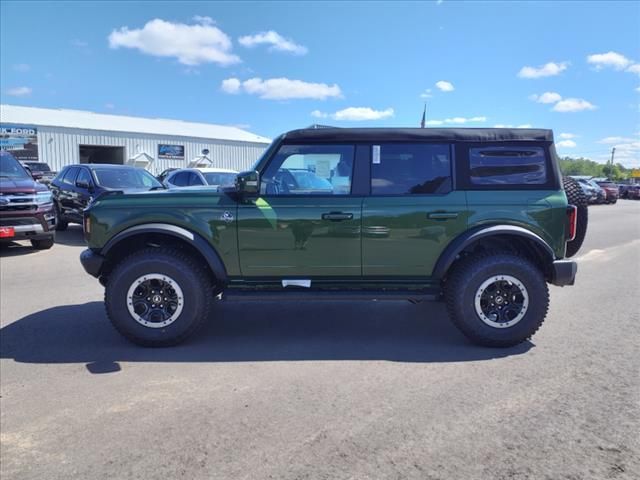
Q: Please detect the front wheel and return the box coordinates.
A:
[105,247,213,346]
[54,203,68,231]
[445,252,549,348]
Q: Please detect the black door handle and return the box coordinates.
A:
[322,212,354,221]
[427,211,459,220]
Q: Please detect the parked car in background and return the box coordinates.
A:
[594,180,619,203]
[0,151,56,249]
[163,167,238,190]
[20,161,56,185]
[618,183,640,199]
[572,177,598,203]
[575,178,605,204]
[156,168,178,184]
[50,164,164,230]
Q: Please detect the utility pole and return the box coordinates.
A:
[610,147,616,167]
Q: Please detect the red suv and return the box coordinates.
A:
[595,181,619,204]
[0,150,56,249]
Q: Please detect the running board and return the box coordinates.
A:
[222,289,440,302]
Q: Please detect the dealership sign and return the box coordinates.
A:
[158,144,185,160]
[0,124,38,160]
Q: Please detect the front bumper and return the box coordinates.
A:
[551,260,577,286]
[80,249,104,278]
[0,212,56,242]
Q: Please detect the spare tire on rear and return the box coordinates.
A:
[563,176,588,258]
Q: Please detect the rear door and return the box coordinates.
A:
[72,167,94,216]
[57,166,80,217]
[237,143,363,278]
[362,143,468,277]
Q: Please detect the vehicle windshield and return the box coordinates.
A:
[202,172,237,186]
[24,162,51,172]
[92,168,162,189]
[0,153,31,180]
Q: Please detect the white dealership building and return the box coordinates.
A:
[0,104,271,173]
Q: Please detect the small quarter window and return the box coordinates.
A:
[371,143,451,195]
[469,146,546,185]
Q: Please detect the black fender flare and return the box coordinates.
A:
[432,224,556,279]
[102,223,228,283]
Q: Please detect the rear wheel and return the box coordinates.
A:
[54,203,68,231]
[105,247,213,346]
[445,252,549,347]
[31,237,54,250]
[563,176,588,258]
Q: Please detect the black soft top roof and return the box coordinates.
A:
[282,128,553,143]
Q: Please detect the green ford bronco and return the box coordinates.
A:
[80,128,587,348]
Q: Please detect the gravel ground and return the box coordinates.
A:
[1,200,639,480]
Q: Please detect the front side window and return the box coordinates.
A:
[371,143,451,195]
[469,146,547,185]
[203,172,237,186]
[261,144,354,195]
[188,172,204,186]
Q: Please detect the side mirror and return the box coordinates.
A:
[235,170,260,195]
[76,180,90,189]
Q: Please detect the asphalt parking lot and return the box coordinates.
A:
[1,200,639,480]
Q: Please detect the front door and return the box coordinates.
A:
[362,142,468,277]
[237,143,362,278]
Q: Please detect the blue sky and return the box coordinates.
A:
[1,1,639,166]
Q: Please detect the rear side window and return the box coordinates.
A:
[371,143,451,195]
[469,146,546,185]
[170,172,190,186]
[188,172,204,186]
[62,167,79,185]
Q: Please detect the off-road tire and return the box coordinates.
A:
[54,203,68,231]
[445,251,549,348]
[105,247,213,347]
[563,176,588,258]
[31,237,54,249]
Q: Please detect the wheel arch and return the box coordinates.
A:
[433,225,556,280]
[100,223,228,286]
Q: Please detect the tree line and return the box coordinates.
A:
[558,156,633,181]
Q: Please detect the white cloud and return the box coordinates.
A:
[12,64,30,72]
[108,18,240,66]
[221,77,342,100]
[587,51,632,70]
[71,39,89,48]
[105,103,115,109]
[627,64,640,75]
[598,136,635,144]
[238,30,307,55]
[420,88,432,99]
[5,86,32,97]
[427,116,486,125]
[556,140,577,148]
[311,107,394,121]
[559,133,576,139]
[530,92,562,104]
[435,80,454,92]
[220,78,241,94]
[636,86,640,93]
[192,15,215,25]
[552,98,596,112]
[518,61,568,79]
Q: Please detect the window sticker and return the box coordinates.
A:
[372,145,381,164]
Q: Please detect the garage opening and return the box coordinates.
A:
[79,145,125,165]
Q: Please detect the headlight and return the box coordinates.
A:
[35,191,53,205]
